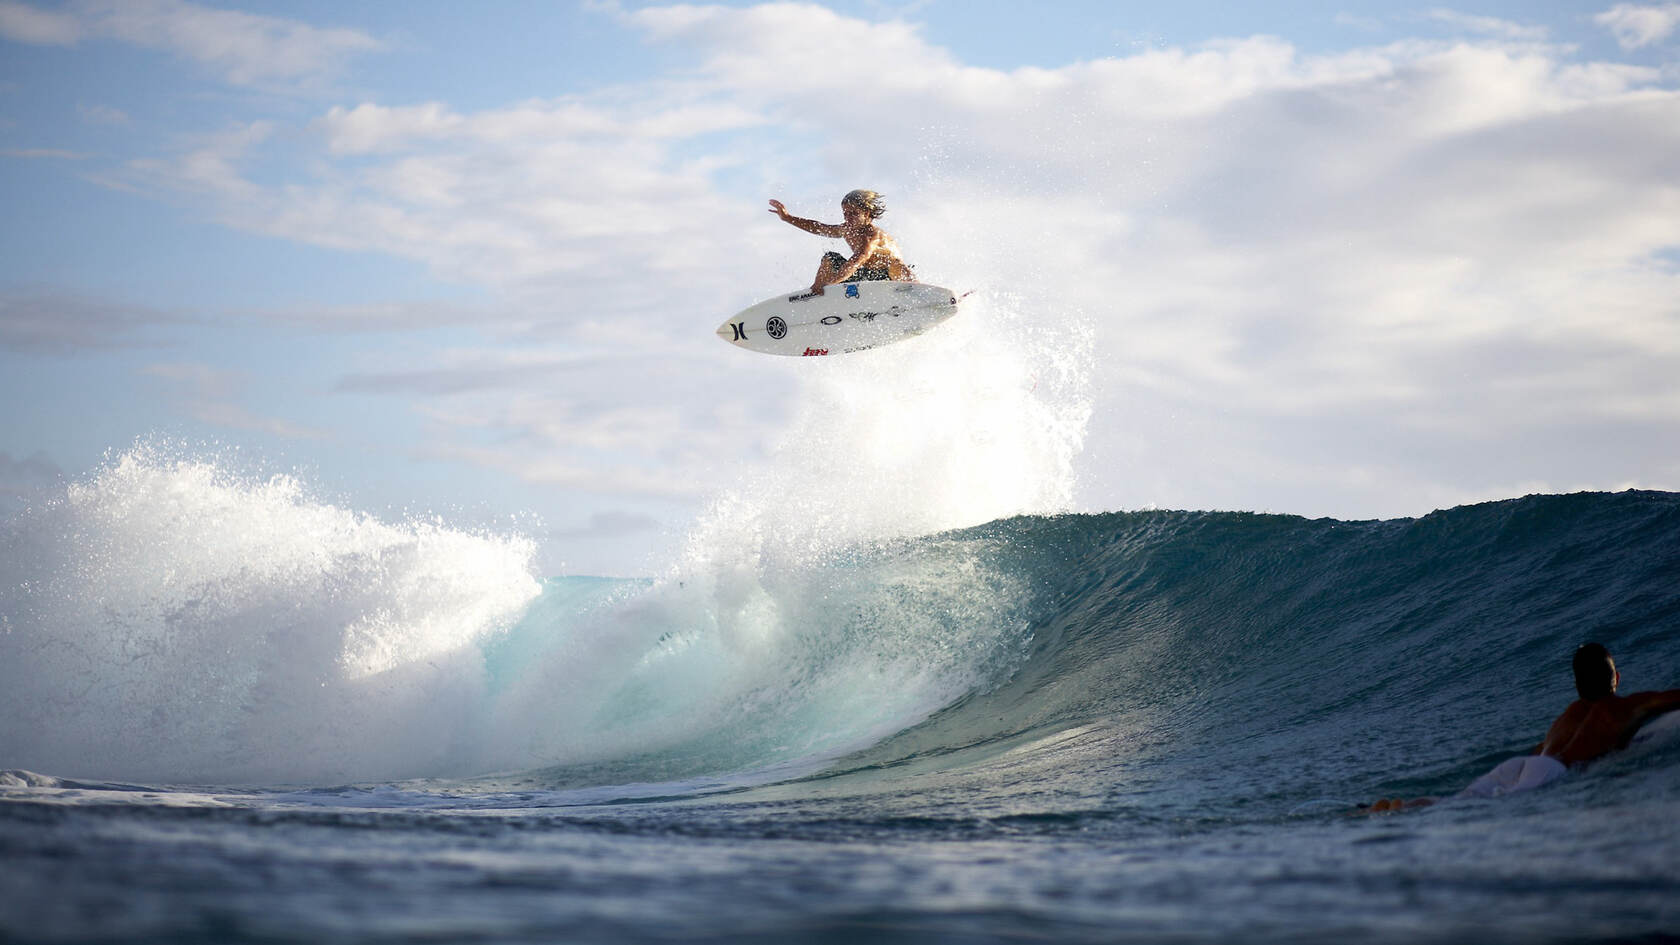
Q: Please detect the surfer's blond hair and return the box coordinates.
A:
[843,189,887,219]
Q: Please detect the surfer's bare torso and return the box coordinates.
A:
[769,194,914,293]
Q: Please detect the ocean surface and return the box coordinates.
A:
[4,445,1680,943]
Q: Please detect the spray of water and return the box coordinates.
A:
[0,443,541,784]
[477,290,1094,784]
[685,290,1091,563]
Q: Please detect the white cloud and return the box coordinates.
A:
[132,120,274,199]
[1,147,87,160]
[1424,9,1549,43]
[0,0,78,44]
[94,3,1680,520]
[1595,3,1680,49]
[1334,13,1387,33]
[127,92,768,301]
[143,361,329,440]
[317,102,467,155]
[338,348,785,500]
[0,0,383,89]
[0,290,178,352]
[77,102,130,126]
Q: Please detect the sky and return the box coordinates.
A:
[2,0,1677,576]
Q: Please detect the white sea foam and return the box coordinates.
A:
[0,444,541,784]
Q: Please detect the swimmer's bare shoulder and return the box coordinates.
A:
[1543,689,1680,765]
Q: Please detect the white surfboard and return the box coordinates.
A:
[716,281,961,357]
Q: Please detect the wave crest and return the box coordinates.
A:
[0,444,541,784]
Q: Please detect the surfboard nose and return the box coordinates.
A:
[717,319,749,343]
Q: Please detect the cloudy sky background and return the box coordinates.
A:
[2,0,1677,575]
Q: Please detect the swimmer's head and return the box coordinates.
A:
[842,189,887,219]
[1572,642,1617,701]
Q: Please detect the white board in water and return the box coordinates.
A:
[716,281,961,357]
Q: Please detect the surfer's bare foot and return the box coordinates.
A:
[1364,796,1435,813]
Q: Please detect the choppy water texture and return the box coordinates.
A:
[3,451,1680,942]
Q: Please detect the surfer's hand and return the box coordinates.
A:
[768,199,789,220]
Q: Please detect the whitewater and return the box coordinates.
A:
[4,293,1680,944]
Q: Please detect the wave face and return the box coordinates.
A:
[489,489,1680,801]
[837,490,1680,807]
[4,435,1677,797]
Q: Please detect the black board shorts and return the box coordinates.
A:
[822,251,894,282]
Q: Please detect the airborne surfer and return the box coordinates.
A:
[768,190,915,296]
[1366,643,1680,811]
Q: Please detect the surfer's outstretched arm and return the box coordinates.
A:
[1622,689,1680,740]
[769,200,842,238]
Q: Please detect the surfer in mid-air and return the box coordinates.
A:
[768,190,915,295]
[1366,643,1680,811]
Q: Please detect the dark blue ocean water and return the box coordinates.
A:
[4,479,1680,943]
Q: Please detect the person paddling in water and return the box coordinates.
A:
[1367,643,1680,811]
[768,190,915,296]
